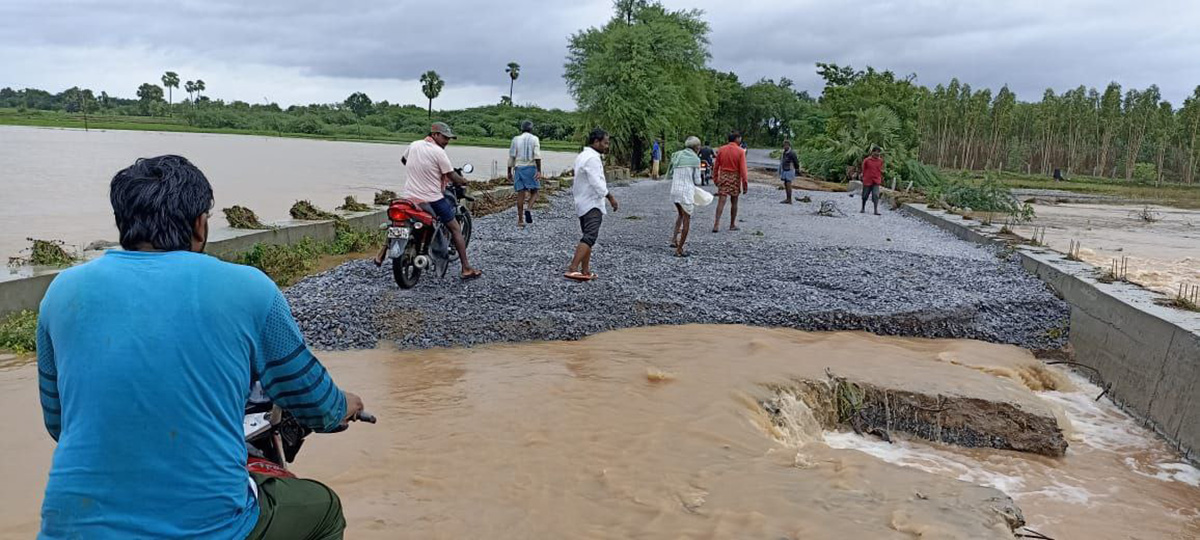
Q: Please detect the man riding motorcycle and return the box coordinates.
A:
[36,155,364,539]
[375,122,482,280]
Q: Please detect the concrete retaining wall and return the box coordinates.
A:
[0,208,387,318]
[898,202,1200,460]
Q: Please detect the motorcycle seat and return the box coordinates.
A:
[390,199,435,226]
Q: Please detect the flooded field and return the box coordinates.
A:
[0,126,577,261]
[1012,201,1200,296]
[2,325,1196,539]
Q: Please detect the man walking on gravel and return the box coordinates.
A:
[566,128,618,281]
[779,140,801,204]
[651,138,662,179]
[508,120,542,227]
[36,155,365,539]
[861,145,884,215]
[712,131,748,233]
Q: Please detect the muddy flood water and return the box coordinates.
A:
[2,325,1198,539]
[1013,201,1200,297]
[0,126,578,261]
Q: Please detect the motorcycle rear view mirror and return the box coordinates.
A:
[460,163,474,175]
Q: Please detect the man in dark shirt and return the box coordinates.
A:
[698,142,715,186]
[779,140,801,204]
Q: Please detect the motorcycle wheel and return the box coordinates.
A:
[392,246,421,289]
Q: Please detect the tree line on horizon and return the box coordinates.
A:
[3,0,1198,185]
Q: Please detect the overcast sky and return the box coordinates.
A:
[2,0,1198,109]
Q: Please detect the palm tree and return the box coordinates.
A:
[505,62,520,105]
[194,79,206,101]
[161,71,180,108]
[184,81,195,103]
[420,71,444,119]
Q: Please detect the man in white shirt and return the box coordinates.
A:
[507,120,542,227]
[565,128,618,282]
[376,122,481,279]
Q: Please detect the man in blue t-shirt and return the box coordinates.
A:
[36,155,364,539]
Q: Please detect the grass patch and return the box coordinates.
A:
[1160,297,1200,313]
[223,206,269,229]
[289,200,337,221]
[0,109,580,152]
[337,196,372,212]
[228,222,384,286]
[7,238,79,267]
[0,310,37,354]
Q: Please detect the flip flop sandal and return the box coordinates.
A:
[563,271,592,282]
[461,269,483,281]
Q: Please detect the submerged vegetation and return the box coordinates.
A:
[373,190,398,206]
[289,200,337,221]
[223,205,269,229]
[7,238,78,267]
[337,196,372,212]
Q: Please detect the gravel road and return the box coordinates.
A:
[285,181,1069,351]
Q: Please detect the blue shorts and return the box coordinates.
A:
[514,166,540,192]
[426,197,456,224]
[780,169,796,183]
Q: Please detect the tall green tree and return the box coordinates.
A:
[161,71,180,108]
[1123,85,1161,180]
[194,79,206,101]
[983,85,1016,170]
[343,92,373,118]
[420,71,444,119]
[564,0,710,169]
[136,83,164,116]
[1148,100,1175,185]
[505,62,520,105]
[1095,82,1123,176]
[1180,86,1200,184]
[184,80,196,103]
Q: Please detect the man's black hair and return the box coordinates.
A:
[727,131,741,143]
[110,155,214,251]
[520,120,534,133]
[587,128,608,146]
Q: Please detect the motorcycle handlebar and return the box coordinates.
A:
[354,411,377,424]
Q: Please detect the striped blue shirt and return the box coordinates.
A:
[36,250,346,539]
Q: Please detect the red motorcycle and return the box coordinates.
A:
[384,164,475,289]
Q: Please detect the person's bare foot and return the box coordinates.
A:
[874,212,882,216]
[729,226,740,231]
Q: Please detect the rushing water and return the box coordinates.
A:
[0,126,578,261]
[1,325,1197,539]
[1013,201,1200,297]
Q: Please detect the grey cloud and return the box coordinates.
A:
[2,0,1198,106]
